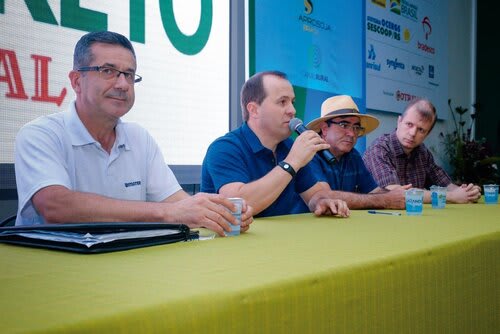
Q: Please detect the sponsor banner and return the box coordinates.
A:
[253,0,364,98]
[251,0,365,151]
[0,1,229,164]
[366,0,448,118]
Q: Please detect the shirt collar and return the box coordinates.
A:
[241,122,268,154]
[336,149,353,164]
[389,131,407,157]
[64,100,129,150]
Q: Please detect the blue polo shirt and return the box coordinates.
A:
[309,149,378,193]
[201,123,319,217]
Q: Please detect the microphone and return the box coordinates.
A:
[289,118,336,165]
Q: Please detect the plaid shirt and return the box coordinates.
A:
[362,131,452,189]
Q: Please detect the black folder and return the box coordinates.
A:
[0,222,198,254]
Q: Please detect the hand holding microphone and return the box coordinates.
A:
[289,118,336,165]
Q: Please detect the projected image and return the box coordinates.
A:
[0,1,229,165]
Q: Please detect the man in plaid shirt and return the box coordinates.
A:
[363,98,481,204]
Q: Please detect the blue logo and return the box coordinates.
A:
[411,64,424,76]
[367,44,381,71]
[368,44,376,60]
[125,181,141,188]
[367,16,401,41]
[401,0,418,21]
[387,58,405,70]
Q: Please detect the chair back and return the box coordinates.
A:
[0,215,16,227]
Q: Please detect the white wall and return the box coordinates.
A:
[366,0,474,174]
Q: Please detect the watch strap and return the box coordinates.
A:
[278,161,296,178]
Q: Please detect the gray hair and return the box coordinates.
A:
[73,31,136,69]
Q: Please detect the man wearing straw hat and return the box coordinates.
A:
[306,95,407,209]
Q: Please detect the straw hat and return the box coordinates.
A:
[306,95,379,136]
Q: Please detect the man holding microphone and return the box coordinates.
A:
[201,71,350,218]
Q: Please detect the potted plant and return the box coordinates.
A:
[439,99,499,186]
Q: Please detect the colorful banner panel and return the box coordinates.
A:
[366,0,448,118]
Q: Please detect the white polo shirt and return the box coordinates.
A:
[14,101,181,225]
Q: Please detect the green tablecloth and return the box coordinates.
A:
[1,203,499,333]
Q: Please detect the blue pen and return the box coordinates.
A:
[368,210,402,216]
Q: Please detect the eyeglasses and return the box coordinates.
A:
[327,120,365,136]
[77,66,142,84]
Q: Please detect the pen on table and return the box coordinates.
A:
[368,210,402,216]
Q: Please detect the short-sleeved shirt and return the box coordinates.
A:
[309,149,378,193]
[14,101,181,226]
[362,131,452,189]
[201,123,319,217]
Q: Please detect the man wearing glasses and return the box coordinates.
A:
[14,31,253,236]
[306,95,408,209]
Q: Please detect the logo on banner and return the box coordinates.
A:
[368,44,376,60]
[417,41,435,54]
[410,64,424,76]
[422,16,432,39]
[299,4,331,33]
[389,0,401,15]
[401,0,418,21]
[304,0,313,14]
[366,44,381,71]
[395,89,417,101]
[300,0,331,33]
[387,58,405,70]
[309,44,322,68]
[390,0,418,21]
[371,0,386,8]
[304,45,329,83]
[417,17,435,54]
[403,28,412,42]
[428,65,438,87]
[367,16,401,41]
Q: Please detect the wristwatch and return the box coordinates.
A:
[278,161,296,178]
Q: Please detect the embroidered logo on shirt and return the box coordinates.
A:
[124,181,141,187]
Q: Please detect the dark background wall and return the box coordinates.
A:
[476,2,500,155]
